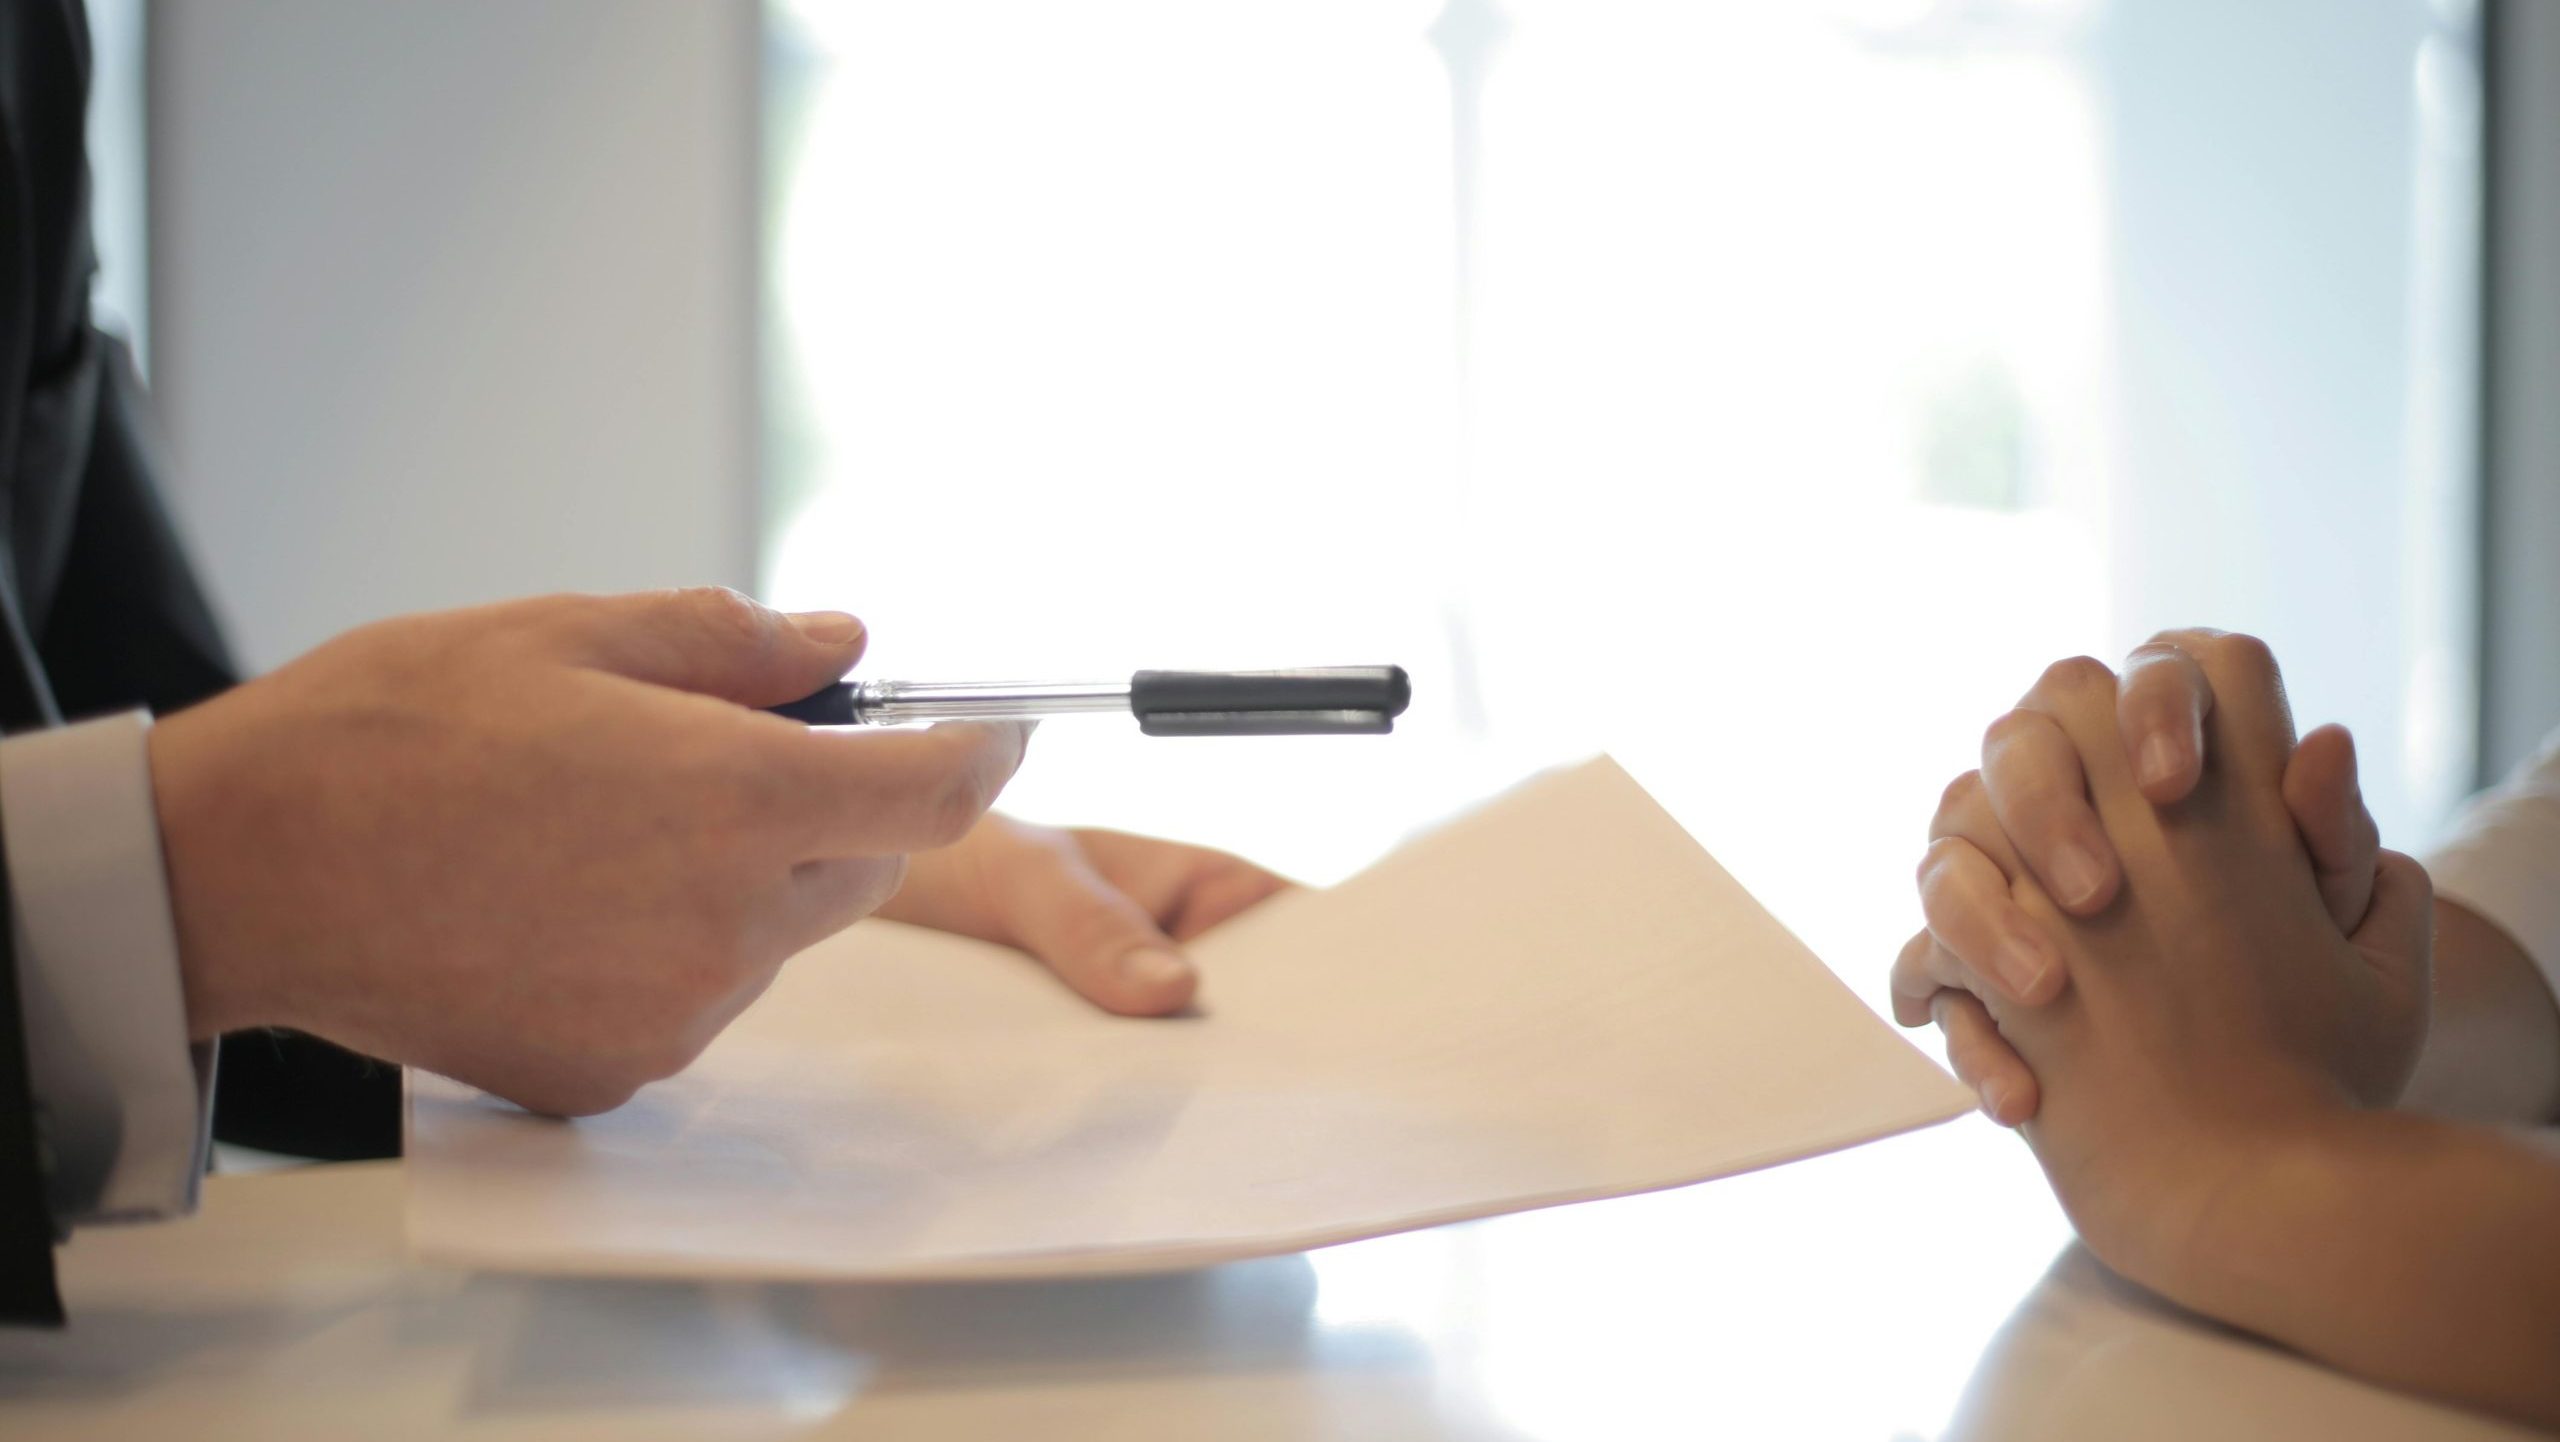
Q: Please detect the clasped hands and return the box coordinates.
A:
[1890,630,2432,1290]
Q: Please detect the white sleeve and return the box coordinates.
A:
[0,711,212,1226]
[2425,728,2560,1011]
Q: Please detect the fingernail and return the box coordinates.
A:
[2049,844,2108,911]
[1993,926,2054,1000]
[1121,947,1194,993]
[790,611,864,645]
[2138,733,2184,790]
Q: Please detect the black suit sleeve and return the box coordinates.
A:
[35,334,237,719]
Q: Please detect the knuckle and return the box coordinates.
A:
[1916,845,2005,944]
[1979,707,2037,751]
[2121,639,2191,681]
[2150,625,2225,649]
[2382,849,2433,903]
[2136,626,2215,657]
[2035,654,2115,699]
[1915,835,1974,897]
[679,585,774,650]
[2212,630,2278,679]
[925,768,997,846]
[1935,770,1984,821]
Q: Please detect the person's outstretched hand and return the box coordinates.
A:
[1892,630,2388,1123]
[150,588,1030,1117]
[879,818,1294,1014]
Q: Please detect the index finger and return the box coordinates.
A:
[763,720,1033,858]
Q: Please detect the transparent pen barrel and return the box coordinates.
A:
[853,679,1130,724]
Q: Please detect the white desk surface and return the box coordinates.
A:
[0,1119,2538,1441]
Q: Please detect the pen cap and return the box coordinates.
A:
[1129,667,1412,723]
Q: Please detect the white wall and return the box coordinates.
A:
[83,0,149,364]
[150,0,759,672]
[2484,0,2560,781]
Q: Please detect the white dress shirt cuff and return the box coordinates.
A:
[1,711,212,1226]
[2425,729,2560,1014]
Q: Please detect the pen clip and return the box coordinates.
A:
[1128,667,1410,735]
[1138,709,1396,737]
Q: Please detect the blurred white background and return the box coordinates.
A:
[763,0,2481,986]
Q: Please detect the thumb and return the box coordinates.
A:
[1000,843,1201,1018]
[555,587,866,707]
[2349,848,2434,992]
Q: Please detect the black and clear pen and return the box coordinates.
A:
[767,666,1412,736]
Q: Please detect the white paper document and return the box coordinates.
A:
[406,757,1971,1279]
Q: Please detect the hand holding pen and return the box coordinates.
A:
[769,666,1413,736]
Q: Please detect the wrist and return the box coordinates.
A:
[2032,1061,2360,1301]
[2125,1099,2377,1313]
[149,705,284,1037]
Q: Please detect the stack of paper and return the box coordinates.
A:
[406,758,1969,1279]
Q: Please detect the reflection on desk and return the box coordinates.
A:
[0,1119,2537,1441]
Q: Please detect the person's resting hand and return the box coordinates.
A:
[877,818,1293,1015]
[1892,629,2385,1124]
[1922,641,2433,1284]
[150,588,1029,1117]
[1915,643,2560,1428]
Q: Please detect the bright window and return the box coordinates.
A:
[766,0,2476,934]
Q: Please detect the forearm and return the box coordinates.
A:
[2400,898,2560,1125]
[2167,1110,2560,1430]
